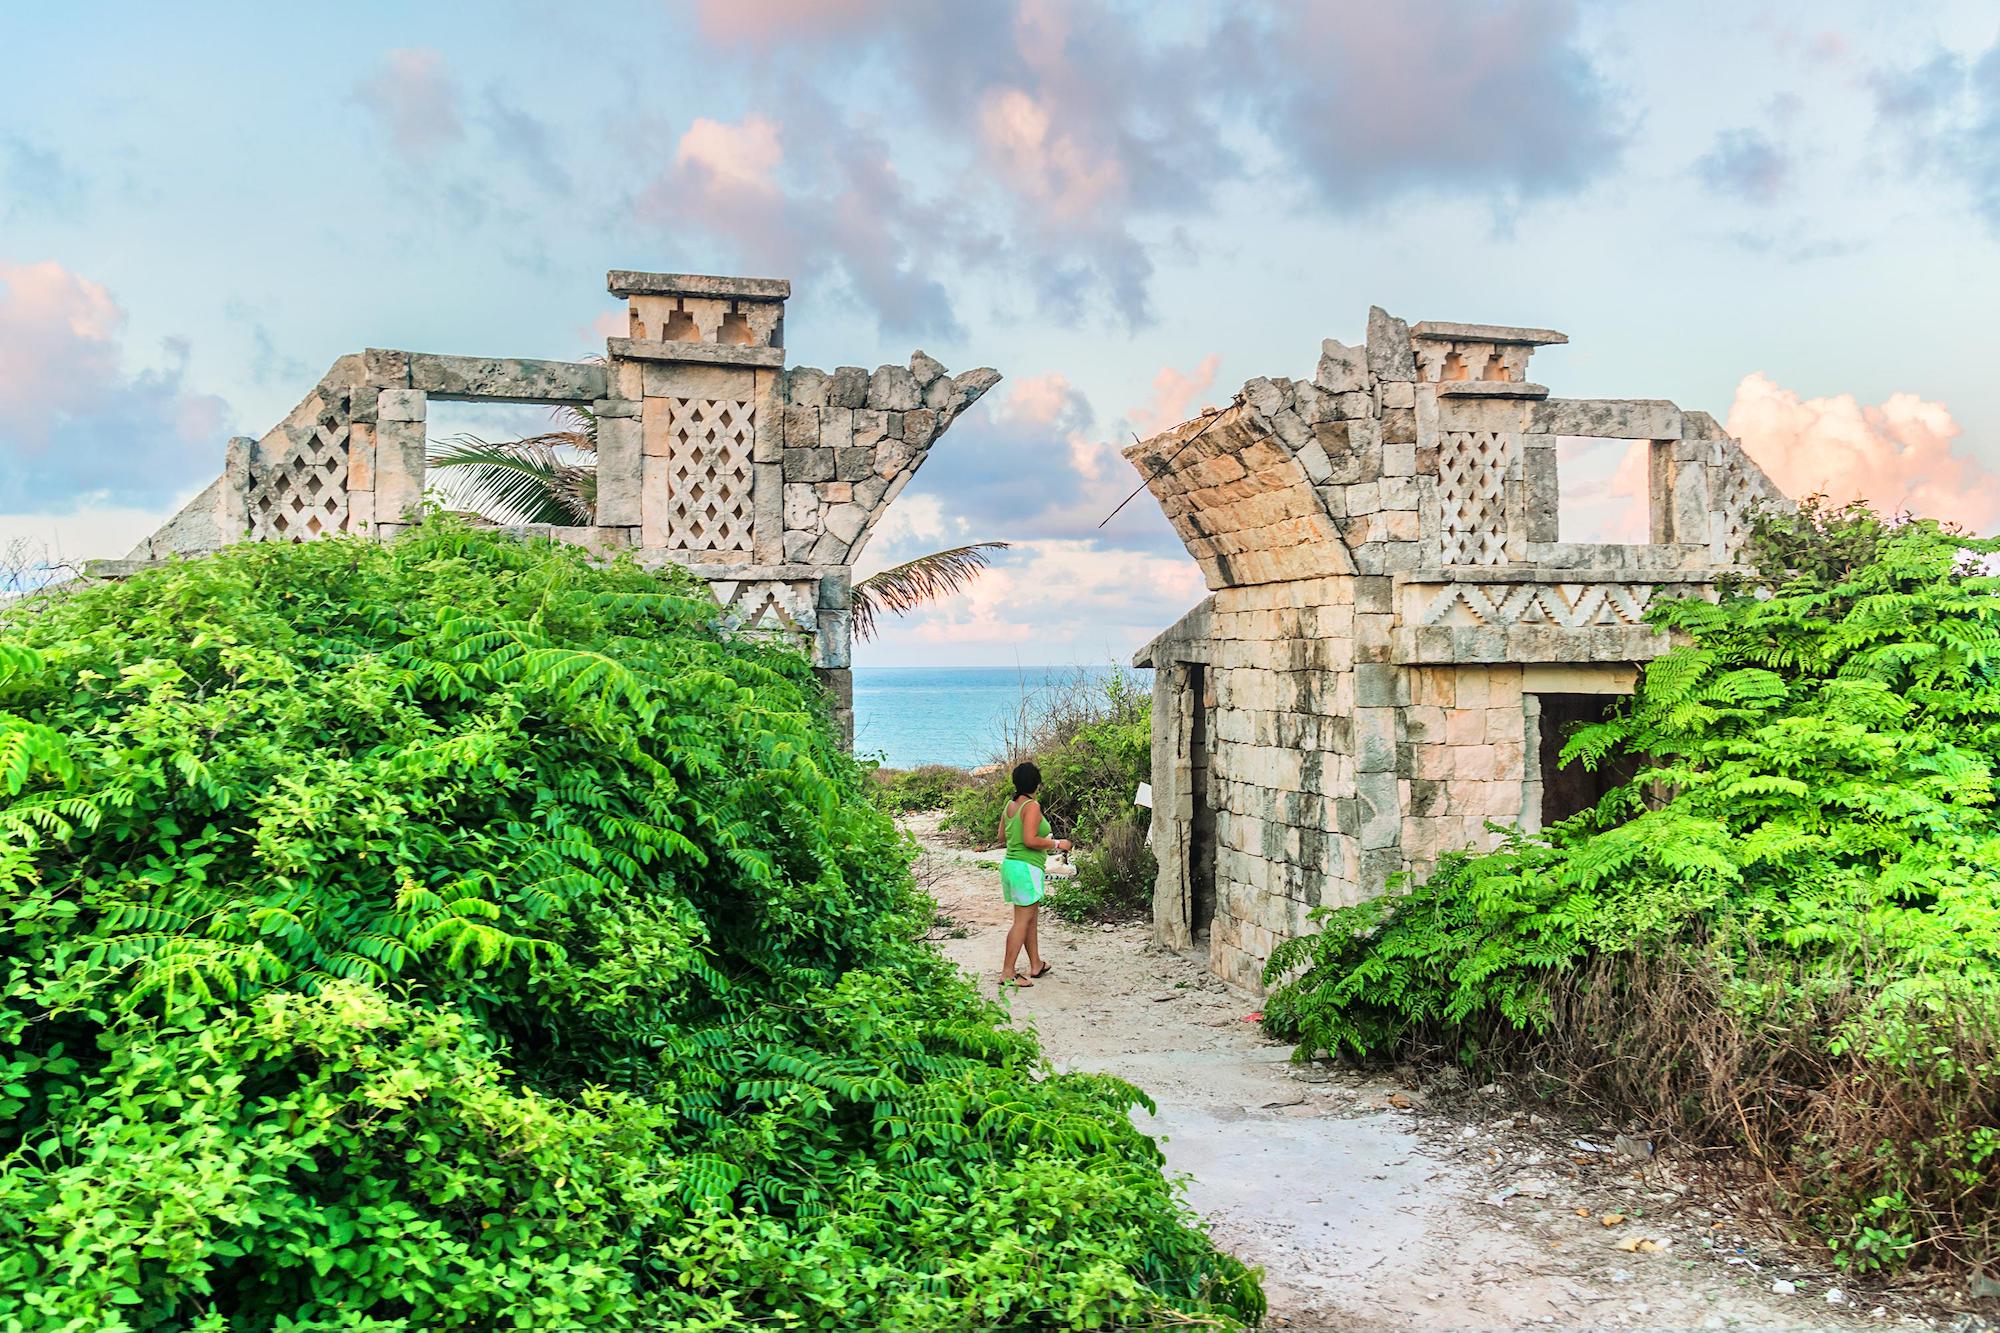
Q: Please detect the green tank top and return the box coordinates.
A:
[1004,799,1051,870]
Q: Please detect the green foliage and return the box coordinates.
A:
[1048,817,1158,926]
[870,763,974,814]
[1264,503,2000,1272]
[0,522,1261,1330]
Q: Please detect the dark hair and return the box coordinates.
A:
[1011,762,1041,797]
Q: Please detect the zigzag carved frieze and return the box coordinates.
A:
[1419,582,1655,629]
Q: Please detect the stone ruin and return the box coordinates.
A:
[107,270,1001,740]
[1128,308,1790,992]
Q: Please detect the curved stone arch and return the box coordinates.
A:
[1121,397,1355,589]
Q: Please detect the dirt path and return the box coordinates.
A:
[909,815,1933,1332]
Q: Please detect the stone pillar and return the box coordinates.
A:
[593,396,643,538]
[375,388,427,535]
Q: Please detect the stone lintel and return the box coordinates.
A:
[1528,397,1683,439]
[406,353,607,404]
[1436,381,1550,400]
[1407,563,1726,584]
[607,271,790,302]
[607,337,786,369]
[1521,663,1639,695]
[631,558,836,580]
[1411,321,1568,346]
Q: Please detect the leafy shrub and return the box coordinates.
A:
[1264,501,2000,1273]
[0,521,1262,1330]
[1048,816,1158,924]
[871,762,975,813]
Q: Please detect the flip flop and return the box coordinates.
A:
[1001,976,1033,988]
[1028,964,1054,979]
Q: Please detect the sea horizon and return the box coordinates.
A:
[852,663,1150,770]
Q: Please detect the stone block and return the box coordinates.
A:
[835,447,874,481]
[1354,708,1398,773]
[1383,440,1416,476]
[786,367,830,408]
[783,449,835,483]
[784,406,822,449]
[783,531,815,561]
[593,396,641,418]
[828,366,870,408]
[823,503,865,545]
[1381,379,1416,410]
[379,389,426,422]
[1316,337,1369,394]
[1381,408,1416,446]
[347,422,377,493]
[817,406,853,450]
[1366,306,1417,382]
[595,416,643,527]
[374,418,427,523]
[786,484,822,527]
[852,409,888,448]
[1354,663,1404,708]
[903,407,938,449]
[365,347,412,386]
[909,350,947,387]
[866,365,921,411]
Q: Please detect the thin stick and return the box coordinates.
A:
[1095,397,1239,530]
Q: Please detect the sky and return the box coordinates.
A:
[5,1,2000,666]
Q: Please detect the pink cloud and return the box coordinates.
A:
[1128,353,1220,438]
[675,115,783,193]
[0,260,123,434]
[353,48,464,159]
[0,260,226,508]
[1726,372,2000,534]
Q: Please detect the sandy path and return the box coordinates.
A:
[909,815,1928,1331]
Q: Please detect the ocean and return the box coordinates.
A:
[852,665,1150,769]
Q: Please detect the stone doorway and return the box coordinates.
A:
[1527,692,1645,826]
[1187,664,1217,940]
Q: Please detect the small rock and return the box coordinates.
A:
[1826,1289,1847,1306]
[1614,1133,1654,1162]
[1772,1279,1797,1295]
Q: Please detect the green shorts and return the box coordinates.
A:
[1000,859,1046,906]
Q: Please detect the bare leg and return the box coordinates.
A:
[1026,904,1044,975]
[1001,905,1035,984]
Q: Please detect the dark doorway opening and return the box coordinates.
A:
[1535,693,1644,825]
[1187,663,1217,939]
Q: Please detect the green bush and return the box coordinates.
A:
[1264,500,2000,1274]
[871,762,974,813]
[0,522,1262,1330]
[1048,816,1158,924]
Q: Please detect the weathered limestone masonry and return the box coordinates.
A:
[111,271,1001,742]
[1129,309,1789,991]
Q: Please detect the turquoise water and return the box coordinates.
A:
[852,666,1149,769]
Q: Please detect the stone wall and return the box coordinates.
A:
[1128,306,1791,992]
[112,271,1000,746]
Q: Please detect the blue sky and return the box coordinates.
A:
[5,1,2000,665]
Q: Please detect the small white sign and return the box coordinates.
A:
[1134,782,1153,808]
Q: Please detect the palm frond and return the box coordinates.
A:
[427,433,596,525]
[852,543,1009,642]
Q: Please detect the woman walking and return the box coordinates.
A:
[999,761,1070,988]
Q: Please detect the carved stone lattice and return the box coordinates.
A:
[662,398,754,551]
[1420,582,1655,628]
[249,423,349,541]
[1712,442,1778,560]
[1438,430,1513,564]
[708,578,816,651]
